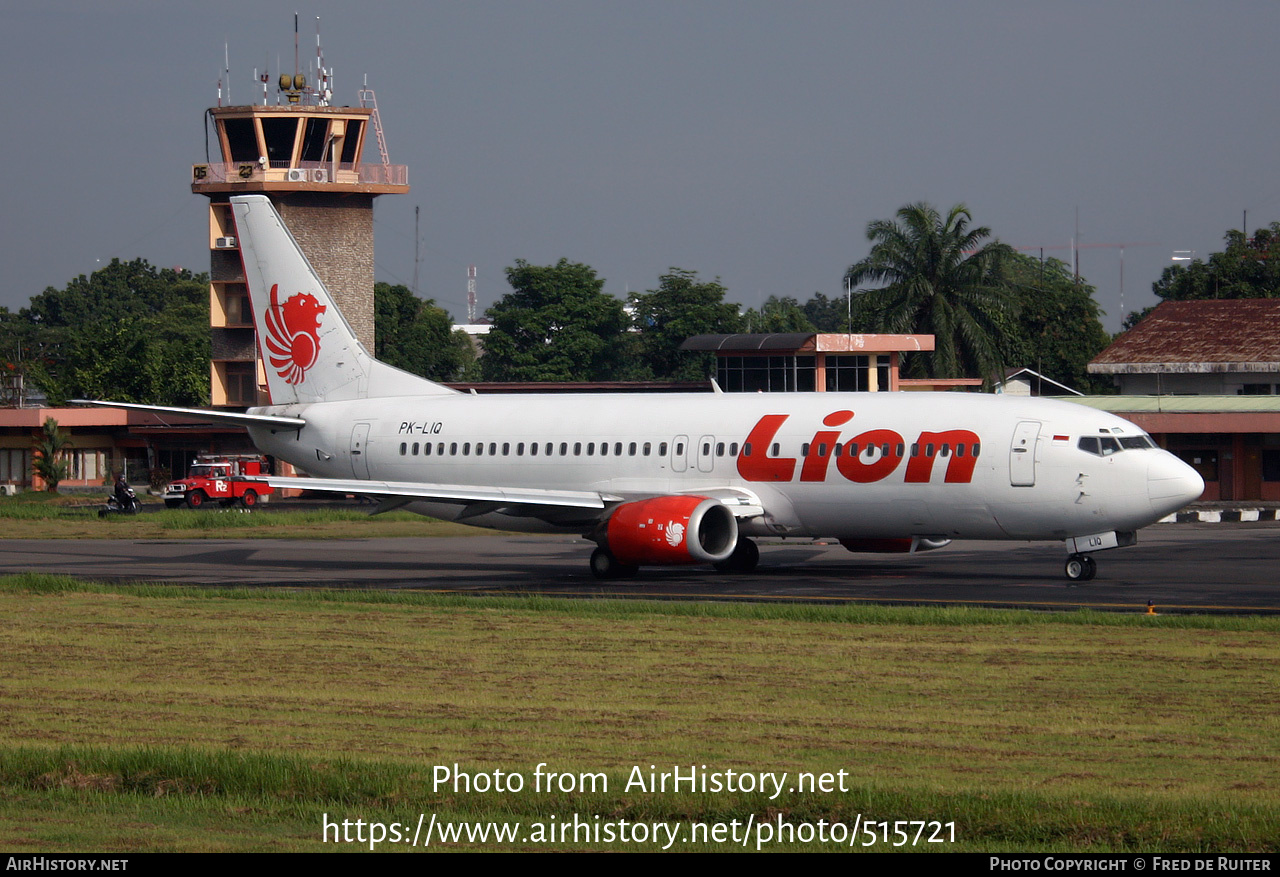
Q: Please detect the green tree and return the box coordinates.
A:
[1002,254,1111,393]
[481,259,628,382]
[22,258,210,405]
[374,283,475,381]
[1153,223,1280,304]
[801,292,850,332]
[843,202,1018,380]
[33,417,70,493]
[1123,223,1280,331]
[0,307,39,405]
[26,257,209,331]
[742,296,816,333]
[629,269,743,381]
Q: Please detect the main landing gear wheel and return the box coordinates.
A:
[589,548,638,580]
[1064,554,1097,582]
[714,538,760,573]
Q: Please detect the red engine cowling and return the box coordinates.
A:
[605,495,738,566]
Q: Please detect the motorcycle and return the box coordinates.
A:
[99,485,142,517]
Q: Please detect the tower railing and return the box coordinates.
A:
[192,162,407,186]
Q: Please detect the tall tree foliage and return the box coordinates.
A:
[1155,223,1280,302]
[1125,222,1280,329]
[629,269,742,381]
[482,259,628,382]
[373,283,475,381]
[844,203,1018,380]
[801,292,850,333]
[0,308,39,405]
[20,258,210,405]
[1002,254,1111,393]
[742,296,816,333]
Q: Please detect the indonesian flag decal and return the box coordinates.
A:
[263,283,326,385]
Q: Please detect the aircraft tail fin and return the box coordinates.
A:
[230,194,457,404]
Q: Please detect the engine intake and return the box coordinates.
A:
[605,495,738,566]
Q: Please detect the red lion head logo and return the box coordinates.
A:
[263,284,326,385]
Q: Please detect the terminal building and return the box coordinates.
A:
[680,333,981,393]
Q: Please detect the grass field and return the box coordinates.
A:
[0,493,493,540]
[1,574,1277,852]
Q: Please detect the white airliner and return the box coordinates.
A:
[82,194,1203,582]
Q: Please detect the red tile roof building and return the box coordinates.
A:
[1090,300,1280,395]
[1088,299,1280,501]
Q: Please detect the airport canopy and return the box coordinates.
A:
[681,333,934,353]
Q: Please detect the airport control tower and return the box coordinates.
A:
[192,50,408,408]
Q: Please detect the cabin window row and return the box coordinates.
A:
[397,439,981,460]
[745,441,980,459]
[399,441,672,458]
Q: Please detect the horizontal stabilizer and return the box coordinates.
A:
[70,400,306,430]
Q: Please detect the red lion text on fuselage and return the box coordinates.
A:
[736,411,981,485]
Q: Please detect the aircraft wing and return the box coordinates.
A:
[71,399,306,430]
[244,477,767,521]
[246,474,610,510]
[687,487,765,518]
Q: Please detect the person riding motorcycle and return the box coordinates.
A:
[113,473,132,507]
[99,473,139,517]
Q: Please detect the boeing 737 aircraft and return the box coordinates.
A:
[81,195,1204,581]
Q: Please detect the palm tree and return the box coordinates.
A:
[843,202,1018,380]
[33,417,70,493]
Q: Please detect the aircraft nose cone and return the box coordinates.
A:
[1148,452,1204,518]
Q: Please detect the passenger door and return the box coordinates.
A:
[350,423,371,479]
[1009,421,1040,487]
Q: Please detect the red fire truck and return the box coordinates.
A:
[163,454,273,509]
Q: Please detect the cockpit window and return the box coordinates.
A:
[1078,434,1155,456]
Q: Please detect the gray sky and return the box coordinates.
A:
[3,1,1279,332]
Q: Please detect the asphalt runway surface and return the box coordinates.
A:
[2,522,1277,613]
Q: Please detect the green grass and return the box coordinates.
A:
[1,747,1274,852]
[0,494,498,539]
[1,574,1277,851]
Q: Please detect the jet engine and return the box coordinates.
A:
[603,495,738,566]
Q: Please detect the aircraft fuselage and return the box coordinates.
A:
[248,390,1197,543]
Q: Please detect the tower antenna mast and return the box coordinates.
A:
[412,206,421,295]
[468,266,478,324]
